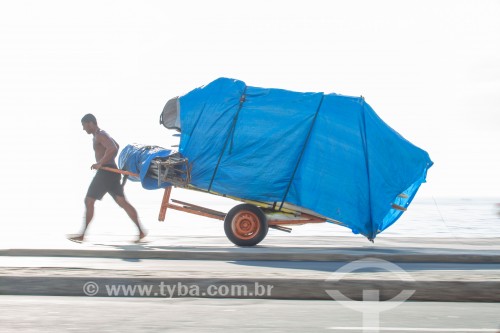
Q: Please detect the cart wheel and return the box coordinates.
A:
[224,204,268,246]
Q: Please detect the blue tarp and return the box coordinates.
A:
[118,143,174,190]
[176,78,433,240]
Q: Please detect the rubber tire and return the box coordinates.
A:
[224,204,269,247]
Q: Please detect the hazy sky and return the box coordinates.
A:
[1,0,499,224]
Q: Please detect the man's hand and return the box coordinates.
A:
[91,163,102,170]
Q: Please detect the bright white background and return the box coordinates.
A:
[0,0,499,239]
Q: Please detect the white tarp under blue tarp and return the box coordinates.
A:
[173,77,433,240]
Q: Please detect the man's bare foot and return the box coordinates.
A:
[134,231,148,243]
[67,234,85,243]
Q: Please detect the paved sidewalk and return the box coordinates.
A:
[1,236,499,301]
[1,235,500,263]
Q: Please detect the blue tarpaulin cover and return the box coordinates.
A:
[176,78,433,240]
[118,143,174,190]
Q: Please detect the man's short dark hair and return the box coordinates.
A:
[81,113,97,124]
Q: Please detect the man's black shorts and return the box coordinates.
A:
[86,168,124,200]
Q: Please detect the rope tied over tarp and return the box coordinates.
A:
[208,86,248,192]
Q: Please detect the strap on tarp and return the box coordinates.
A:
[279,94,325,210]
[208,87,248,192]
[359,98,374,240]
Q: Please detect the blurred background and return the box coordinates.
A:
[1,0,499,242]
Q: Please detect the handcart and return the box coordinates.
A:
[112,78,432,244]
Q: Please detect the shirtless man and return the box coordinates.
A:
[70,114,146,243]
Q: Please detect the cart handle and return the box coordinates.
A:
[99,166,139,178]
